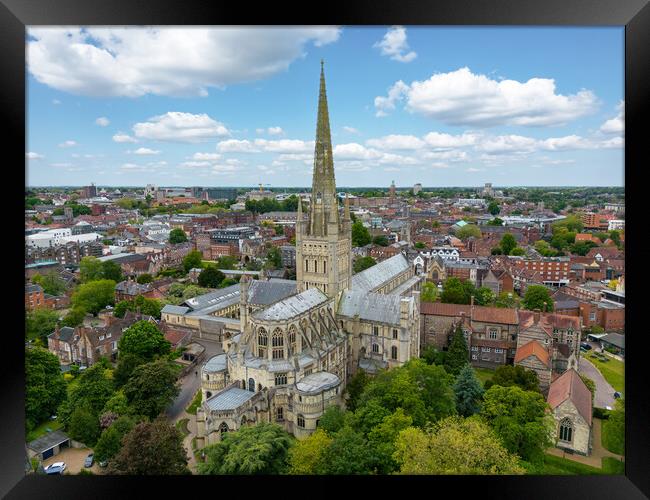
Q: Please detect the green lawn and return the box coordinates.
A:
[602,457,625,474]
[473,367,495,386]
[536,454,605,475]
[601,419,624,455]
[176,418,190,437]
[186,390,203,415]
[587,353,624,393]
[26,419,63,443]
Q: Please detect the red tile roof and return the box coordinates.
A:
[471,306,519,325]
[547,368,592,426]
[420,302,471,316]
[514,340,550,367]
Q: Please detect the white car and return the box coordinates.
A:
[45,462,67,475]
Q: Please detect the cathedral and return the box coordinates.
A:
[195,63,422,445]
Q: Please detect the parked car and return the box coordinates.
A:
[613,391,622,399]
[84,453,94,468]
[580,342,592,351]
[44,462,66,475]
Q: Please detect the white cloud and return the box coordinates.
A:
[180,161,211,168]
[278,153,313,162]
[466,167,485,172]
[26,152,44,160]
[375,67,598,126]
[191,152,221,161]
[253,139,314,153]
[50,162,72,168]
[333,143,381,160]
[268,126,284,136]
[600,101,624,134]
[212,164,237,175]
[95,116,110,126]
[343,126,360,135]
[373,26,417,63]
[27,27,341,97]
[133,112,229,143]
[365,134,425,150]
[423,132,478,149]
[133,147,160,155]
[113,132,138,143]
[217,139,258,153]
[58,140,77,148]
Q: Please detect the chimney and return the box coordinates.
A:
[533,308,541,323]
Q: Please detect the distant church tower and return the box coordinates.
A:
[296,61,352,300]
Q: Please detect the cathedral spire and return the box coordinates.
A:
[310,60,337,236]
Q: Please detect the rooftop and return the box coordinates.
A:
[295,371,340,395]
[351,253,409,293]
[252,287,328,322]
[203,354,228,373]
[205,387,255,412]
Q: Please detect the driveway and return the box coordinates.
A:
[166,338,223,420]
[42,447,101,475]
[579,356,616,409]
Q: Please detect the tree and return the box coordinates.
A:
[522,285,554,312]
[444,325,469,376]
[107,418,190,475]
[118,321,171,361]
[265,246,282,269]
[372,235,389,247]
[353,256,376,274]
[25,308,60,343]
[288,428,332,475]
[440,277,467,304]
[484,365,540,392]
[67,406,101,447]
[414,241,426,249]
[510,247,526,256]
[197,266,225,288]
[570,241,597,256]
[114,296,162,320]
[421,282,437,303]
[101,261,123,282]
[481,385,555,464]
[315,426,374,474]
[366,409,414,474]
[25,347,67,431]
[421,346,446,366]
[136,273,153,284]
[393,416,524,475]
[494,291,516,309]
[32,272,66,296]
[500,233,517,256]
[344,368,370,412]
[61,306,87,328]
[114,352,146,388]
[491,246,503,255]
[487,217,503,226]
[181,285,209,300]
[58,362,114,428]
[169,228,188,244]
[182,250,203,273]
[71,279,116,315]
[317,405,346,435]
[351,220,372,247]
[456,224,481,240]
[94,415,137,462]
[473,287,495,306]
[488,201,501,216]
[123,359,180,420]
[102,390,130,416]
[79,256,103,283]
[454,364,485,417]
[579,374,596,404]
[199,422,293,475]
[552,214,583,233]
[215,255,238,270]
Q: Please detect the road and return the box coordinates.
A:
[166,338,223,420]
[578,355,616,409]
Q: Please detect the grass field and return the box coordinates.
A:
[601,419,624,455]
[473,367,495,386]
[26,419,63,443]
[587,353,624,393]
[536,454,605,475]
[601,457,625,474]
[186,390,203,415]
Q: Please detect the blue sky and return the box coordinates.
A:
[26,26,624,188]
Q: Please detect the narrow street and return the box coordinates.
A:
[578,356,616,409]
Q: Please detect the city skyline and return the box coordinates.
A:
[26,26,624,187]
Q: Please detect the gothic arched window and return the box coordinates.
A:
[288,326,297,355]
[257,328,268,358]
[559,418,573,442]
[248,378,255,392]
[391,346,398,360]
[372,343,379,353]
[219,422,229,435]
[297,414,305,428]
[272,328,285,359]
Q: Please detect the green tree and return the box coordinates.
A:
[58,362,114,428]
[25,347,67,431]
[265,246,282,269]
[102,390,130,416]
[71,279,116,315]
[484,365,540,392]
[494,291,516,309]
[169,228,188,244]
[487,217,504,226]
[123,359,180,420]
[317,405,346,435]
[440,277,467,304]
[491,246,503,255]
[353,256,377,273]
[488,201,501,216]
[67,406,101,447]
[215,255,238,270]
[136,273,153,284]
[107,418,190,475]
[344,369,369,412]
[421,282,438,303]
[61,306,87,328]
[473,287,495,306]
[456,224,481,240]
[500,233,517,256]
[33,272,67,296]
[420,345,446,366]
[197,266,225,288]
[79,256,103,283]
[393,416,525,475]
[444,325,469,376]
[182,250,203,273]
[510,247,526,256]
[199,422,293,475]
[481,385,554,464]
[94,415,137,463]
[552,214,583,233]
[366,409,414,474]
[181,285,208,300]
[114,352,146,388]
[101,261,123,282]
[288,428,332,474]
[579,374,596,404]
[454,364,485,417]
[372,235,389,246]
[316,426,374,474]
[25,308,60,343]
[351,220,372,247]
[522,284,554,312]
[118,321,171,361]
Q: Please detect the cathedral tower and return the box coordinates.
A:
[296,61,352,300]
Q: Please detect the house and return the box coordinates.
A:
[27,430,73,462]
[547,368,593,456]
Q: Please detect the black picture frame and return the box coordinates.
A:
[2,1,648,498]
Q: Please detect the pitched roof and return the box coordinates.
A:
[547,368,592,426]
[471,306,519,325]
[338,290,406,326]
[252,287,328,321]
[420,302,471,317]
[351,253,410,292]
[514,340,550,367]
